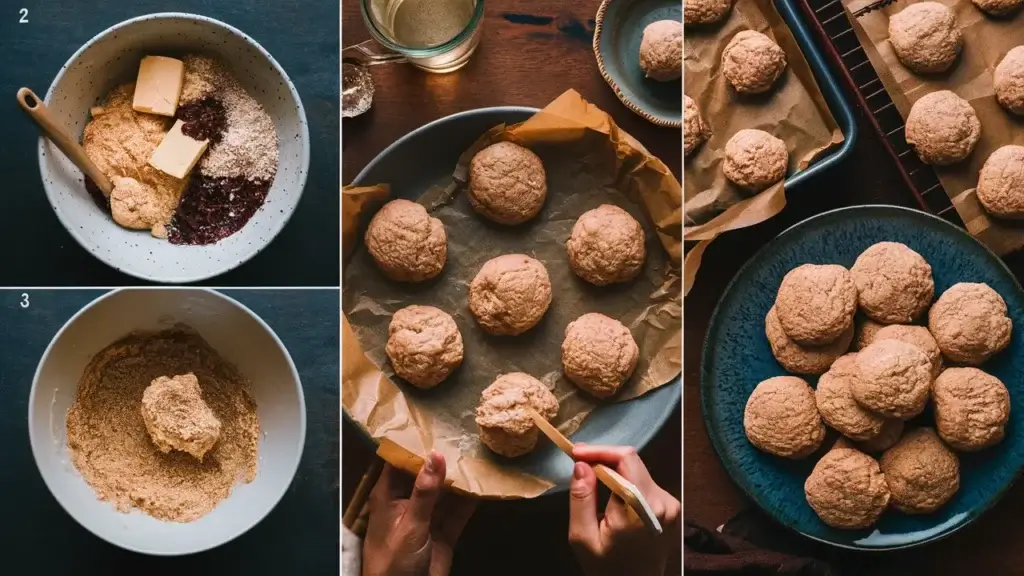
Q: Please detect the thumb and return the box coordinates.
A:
[407,451,446,527]
[568,462,600,552]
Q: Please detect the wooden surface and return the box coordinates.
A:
[342,1,682,575]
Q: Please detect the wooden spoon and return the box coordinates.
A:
[17,87,113,196]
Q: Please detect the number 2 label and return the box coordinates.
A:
[19,8,28,23]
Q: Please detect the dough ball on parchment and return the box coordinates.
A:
[684,95,711,157]
[873,324,943,379]
[816,354,887,441]
[928,282,1012,365]
[973,0,1024,17]
[386,305,464,389]
[805,446,890,530]
[933,367,1011,452]
[977,145,1024,219]
[468,141,547,225]
[744,376,825,459]
[684,0,733,25]
[852,339,932,420]
[141,373,222,462]
[566,204,646,286]
[722,30,787,94]
[996,46,1024,115]
[851,242,934,324]
[365,199,447,282]
[880,427,960,514]
[561,313,639,399]
[723,129,788,192]
[855,418,905,454]
[775,264,857,346]
[639,20,682,81]
[905,90,981,166]
[475,373,559,458]
[766,306,853,376]
[469,254,552,336]
[853,315,887,351]
[888,2,963,74]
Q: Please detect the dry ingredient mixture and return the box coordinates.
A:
[83,54,279,245]
[65,325,260,523]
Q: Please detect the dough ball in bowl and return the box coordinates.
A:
[566,204,646,286]
[386,305,463,389]
[775,264,857,346]
[933,367,1010,451]
[996,47,1024,115]
[744,376,825,459]
[684,95,711,157]
[852,339,932,420]
[805,446,890,530]
[977,145,1024,219]
[888,2,963,74]
[973,0,1024,17]
[850,241,934,324]
[723,129,788,192]
[880,428,960,514]
[476,373,559,458]
[365,199,447,282]
[561,313,639,399]
[468,141,547,225]
[928,282,1012,364]
[684,0,733,25]
[469,254,552,335]
[765,306,853,376]
[639,20,682,81]
[722,31,787,94]
[905,91,981,166]
[816,354,887,441]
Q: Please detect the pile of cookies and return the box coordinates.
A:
[364,141,646,459]
[888,2,1024,217]
[684,0,791,192]
[744,241,1014,529]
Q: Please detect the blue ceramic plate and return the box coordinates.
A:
[593,0,682,128]
[701,205,1024,550]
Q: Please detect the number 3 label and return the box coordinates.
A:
[19,8,28,23]
[20,293,29,308]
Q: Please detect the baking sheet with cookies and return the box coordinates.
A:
[845,0,1024,255]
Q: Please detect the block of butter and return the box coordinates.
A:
[149,120,209,179]
[133,55,185,117]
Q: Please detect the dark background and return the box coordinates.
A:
[0,1,339,286]
[1,289,339,573]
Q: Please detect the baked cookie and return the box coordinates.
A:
[469,254,552,336]
[468,142,547,225]
[805,446,890,530]
[977,145,1024,218]
[386,305,464,389]
[905,90,981,166]
[928,282,1012,364]
[561,312,639,399]
[873,324,943,379]
[684,95,711,157]
[721,31,787,94]
[880,428,960,514]
[566,204,646,286]
[933,367,1011,451]
[816,354,887,441]
[852,339,932,420]
[744,376,825,459]
[639,20,682,81]
[996,46,1024,115]
[775,264,857,346]
[476,373,559,458]
[888,2,963,74]
[766,306,853,376]
[684,0,733,25]
[723,129,788,192]
[850,242,934,324]
[365,199,447,282]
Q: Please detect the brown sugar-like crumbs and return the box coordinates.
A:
[65,325,260,523]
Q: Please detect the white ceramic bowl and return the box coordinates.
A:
[39,13,310,283]
[28,289,306,556]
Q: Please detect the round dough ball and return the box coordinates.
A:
[469,254,552,335]
[853,315,887,351]
[475,373,559,458]
[851,242,934,324]
[468,142,547,225]
[775,264,857,346]
[873,324,943,379]
[977,145,1024,218]
[684,95,711,157]
[765,306,854,376]
[816,354,887,441]
[639,20,682,81]
[365,199,447,282]
[566,205,646,286]
[805,447,890,530]
[723,129,789,191]
[888,2,963,74]
[561,313,639,398]
[855,418,905,454]
[744,376,825,459]
[928,282,1012,364]
[996,46,1024,115]
[386,305,463,389]
[684,0,733,24]
[905,90,981,166]
[880,428,960,514]
[973,0,1024,17]
[722,31,787,94]
[933,367,1011,451]
[852,339,932,420]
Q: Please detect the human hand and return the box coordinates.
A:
[361,452,478,576]
[567,445,681,576]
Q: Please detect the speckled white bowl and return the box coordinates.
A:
[39,13,310,283]
[28,289,306,555]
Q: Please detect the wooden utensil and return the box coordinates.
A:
[16,87,113,196]
[342,458,384,535]
[526,408,663,534]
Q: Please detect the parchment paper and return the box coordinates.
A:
[845,0,1024,255]
[341,90,682,499]
[683,0,844,295]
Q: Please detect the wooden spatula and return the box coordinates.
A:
[526,408,662,534]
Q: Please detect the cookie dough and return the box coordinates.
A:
[566,204,646,286]
[853,316,886,351]
[852,339,932,420]
[468,142,547,225]
[816,354,887,441]
[805,446,890,530]
[851,242,934,324]
[684,0,733,25]
[855,418,905,454]
[684,95,711,157]
[880,428,960,514]
[972,0,1024,17]
[775,264,857,346]
[722,31,787,94]
[469,254,552,335]
[873,324,943,379]
[639,20,683,81]
[996,46,1024,115]
[977,145,1024,218]
[561,313,639,399]
[765,306,854,376]
[141,373,222,461]
[744,376,825,459]
[365,199,447,282]
[386,305,464,389]
[475,373,559,458]
[933,367,1011,451]
[905,90,981,166]
[723,129,788,192]
[928,282,1012,364]
[888,2,963,74]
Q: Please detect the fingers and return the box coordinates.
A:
[572,444,657,494]
[567,462,602,553]
[369,464,402,509]
[406,450,447,527]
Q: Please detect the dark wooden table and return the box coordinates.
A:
[342,1,681,575]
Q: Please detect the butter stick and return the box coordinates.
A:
[133,56,185,117]
[149,120,209,179]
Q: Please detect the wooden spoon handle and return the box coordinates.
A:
[16,87,113,196]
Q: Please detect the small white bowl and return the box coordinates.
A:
[39,13,310,283]
[28,289,306,556]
